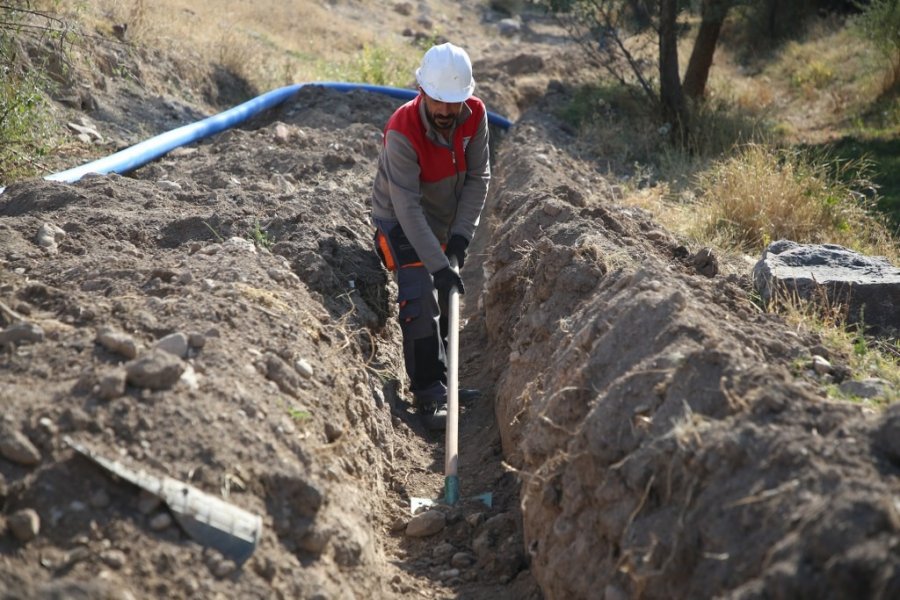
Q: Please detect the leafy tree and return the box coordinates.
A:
[539,0,740,143]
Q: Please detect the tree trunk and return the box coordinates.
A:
[626,0,652,29]
[658,0,687,138]
[682,0,729,100]
[766,0,778,39]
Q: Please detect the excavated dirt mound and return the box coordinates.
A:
[2,4,900,600]
[480,92,900,599]
[0,85,539,599]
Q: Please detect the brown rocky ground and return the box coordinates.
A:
[2,2,899,600]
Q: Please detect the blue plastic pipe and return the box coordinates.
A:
[0,82,512,194]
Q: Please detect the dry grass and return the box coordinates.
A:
[51,0,418,92]
[765,19,887,133]
[774,287,900,405]
[692,143,898,261]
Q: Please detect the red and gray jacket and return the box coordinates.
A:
[371,93,490,274]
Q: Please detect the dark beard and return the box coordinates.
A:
[426,109,455,131]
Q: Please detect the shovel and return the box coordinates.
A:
[66,436,262,564]
[410,258,492,513]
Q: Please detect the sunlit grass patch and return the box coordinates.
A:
[693,143,897,260]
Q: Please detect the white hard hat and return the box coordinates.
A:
[415,43,475,103]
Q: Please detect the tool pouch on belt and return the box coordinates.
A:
[373,224,424,271]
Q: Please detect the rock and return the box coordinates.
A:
[67,121,103,142]
[126,349,185,390]
[60,407,92,431]
[211,557,237,578]
[295,358,314,379]
[180,364,200,390]
[497,17,521,36]
[188,332,207,348]
[96,327,139,359]
[297,527,331,554]
[100,548,127,569]
[155,332,189,358]
[0,322,44,345]
[0,429,42,466]
[9,508,40,542]
[753,241,900,335]
[405,509,446,537]
[811,355,832,375]
[96,369,127,400]
[390,516,407,532]
[157,180,182,192]
[36,222,66,254]
[37,417,57,437]
[840,378,890,399]
[64,546,91,566]
[451,551,476,568]
[692,247,718,277]
[271,173,295,194]
[266,353,301,397]
[149,512,173,530]
[324,422,343,443]
[223,237,257,254]
[273,123,291,143]
[465,512,484,528]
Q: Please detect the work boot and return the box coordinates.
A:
[419,398,448,430]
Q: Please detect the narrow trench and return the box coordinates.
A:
[374,134,539,598]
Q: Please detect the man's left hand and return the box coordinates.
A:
[445,234,469,269]
[433,266,465,298]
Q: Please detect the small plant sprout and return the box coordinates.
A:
[249,220,275,249]
[288,406,311,422]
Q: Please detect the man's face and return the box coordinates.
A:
[421,89,463,131]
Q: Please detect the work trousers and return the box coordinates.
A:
[373,219,448,406]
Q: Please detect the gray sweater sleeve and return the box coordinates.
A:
[451,111,491,242]
[382,130,449,274]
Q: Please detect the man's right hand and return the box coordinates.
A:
[432,266,465,297]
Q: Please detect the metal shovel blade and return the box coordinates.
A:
[410,490,493,514]
[66,437,262,564]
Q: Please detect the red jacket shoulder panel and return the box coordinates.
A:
[384,95,485,183]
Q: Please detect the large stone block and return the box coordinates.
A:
[753,240,900,335]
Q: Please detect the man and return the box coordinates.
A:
[371,43,490,430]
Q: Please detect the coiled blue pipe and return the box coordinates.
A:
[0,83,512,194]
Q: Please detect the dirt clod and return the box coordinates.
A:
[9,508,40,542]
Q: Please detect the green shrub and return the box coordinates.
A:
[0,4,60,184]
[325,43,417,88]
[853,0,900,85]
